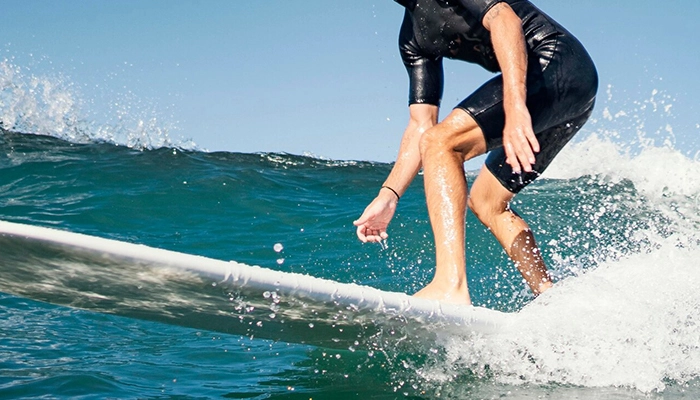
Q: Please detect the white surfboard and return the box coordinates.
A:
[0,220,509,351]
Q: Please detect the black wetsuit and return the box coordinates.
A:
[396,0,598,192]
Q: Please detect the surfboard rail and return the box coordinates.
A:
[0,220,509,350]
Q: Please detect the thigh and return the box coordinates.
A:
[464,35,598,193]
[455,35,598,153]
[423,108,488,161]
[484,108,593,193]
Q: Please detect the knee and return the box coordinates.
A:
[419,122,485,163]
[466,195,486,222]
[419,124,474,162]
[467,192,507,226]
[418,126,448,160]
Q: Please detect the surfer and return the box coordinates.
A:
[354,0,598,304]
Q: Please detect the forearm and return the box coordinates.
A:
[382,104,439,198]
[483,3,538,172]
[484,3,528,113]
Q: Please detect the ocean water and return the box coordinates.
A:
[1,61,700,399]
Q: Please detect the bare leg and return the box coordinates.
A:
[413,109,487,305]
[468,165,552,295]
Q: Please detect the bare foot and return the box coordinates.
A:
[535,280,553,296]
[413,281,472,305]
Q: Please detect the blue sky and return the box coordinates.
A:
[3,1,699,161]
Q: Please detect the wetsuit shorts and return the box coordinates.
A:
[457,32,598,193]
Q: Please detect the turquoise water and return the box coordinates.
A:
[1,129,700,399]
[2,57,700,398]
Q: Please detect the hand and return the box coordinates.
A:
[353,193,397,243]
[503,105,539,174]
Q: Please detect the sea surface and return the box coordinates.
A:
[1,60,700,399]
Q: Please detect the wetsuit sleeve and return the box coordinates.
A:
[398,11,444,106]
[393,0,416,10]
[455,0,503,24]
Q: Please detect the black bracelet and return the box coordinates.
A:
[381,185,400,202]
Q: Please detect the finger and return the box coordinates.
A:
[526,130,540,154]
[515,130,536,165]
[369,228,384,242]
[509,135,534,173]
[367,236,381,243]
[365,233,382,243]
[505,142,521,174]
[356,224,368,243]
[516,147,534,173]
[362,225,387,241]
[358,225,386,244]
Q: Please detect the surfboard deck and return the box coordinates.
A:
[0,220,510,351]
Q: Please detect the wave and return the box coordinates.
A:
[2,53,700,395]
[547,133,700,200]
[397,86,700,394]
[414,106,700,393]
[404,239,700,394]
[0,58,194,150]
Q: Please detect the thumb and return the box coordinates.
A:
[353,216,367,227]
[353,210,375,227]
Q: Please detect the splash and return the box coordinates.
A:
[544,84,700,251]
[546,84,700,199]
[546,134,700,201]
[404,86,700,395]
[0,57,195,150]
[412,241,700,394]
[406,233,700,394]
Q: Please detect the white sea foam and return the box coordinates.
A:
[415,88,700,394]
[545,86,700,251]
[545,85,700,200]
[0,58,195,150]
[510,243,700,392]
[412,240,700,394]
[546,133,700,201]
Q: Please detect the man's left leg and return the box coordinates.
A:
[468,165,552,295]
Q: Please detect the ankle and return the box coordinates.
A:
[430,275,468,292]
[414,280,472,305]
[535,280,553,295]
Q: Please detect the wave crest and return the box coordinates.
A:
[0,58,195,150]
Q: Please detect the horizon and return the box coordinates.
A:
[2,1,699,163]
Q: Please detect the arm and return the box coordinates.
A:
[354,104,438,243]
[382,104,438,198]
[482,2,539,173]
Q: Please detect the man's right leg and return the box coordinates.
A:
[413,108,487,305]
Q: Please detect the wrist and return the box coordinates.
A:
[380,185,400,202]
[503,97,528,112]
